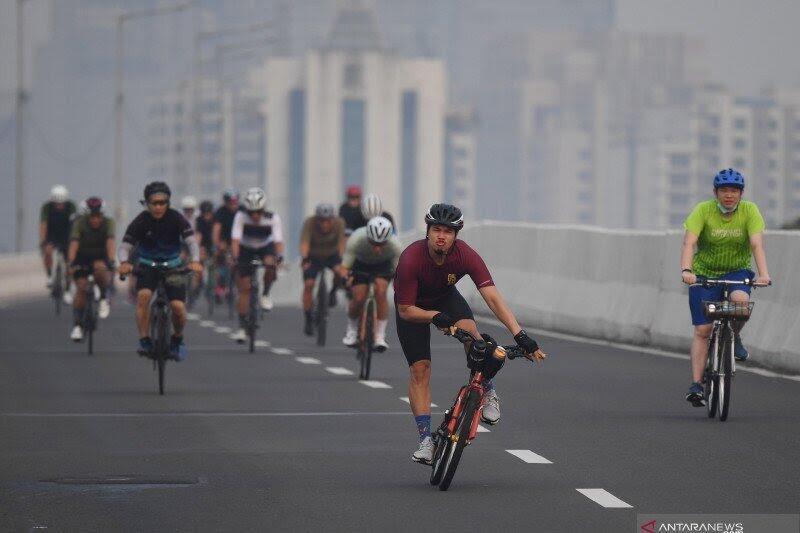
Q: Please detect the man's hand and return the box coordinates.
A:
[755,275,772,287]
[682,270,697,285]
[188,261,203,274]
[118,262,133,276]
[301,257,311,271]
[431,312,455,331]
[515,330,547,361]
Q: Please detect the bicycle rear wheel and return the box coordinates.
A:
[248,283,258,353]
[155,310,169,395]
[86,297,95,356]
[439,389,480,491]
[316,275,328,347]
[719,326,734,421]
[53,263,63,315]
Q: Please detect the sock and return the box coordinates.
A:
[483,379,495,392]
[347,316,359,332]
[375,318,388,338]
[414,414,431,441]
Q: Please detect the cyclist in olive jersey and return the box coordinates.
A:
[681,169,771,406]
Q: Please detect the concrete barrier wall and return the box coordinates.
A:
[0,253,44,302]
[450,222,800,373]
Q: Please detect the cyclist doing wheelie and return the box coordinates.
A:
[230,188,284,343]
[40,185,77,303]
[299,203,346,336]
[681,169,771,406]
[67,197,115,341]
[117,182,202,361]
[394,203,546,464]
[338,216,400,351]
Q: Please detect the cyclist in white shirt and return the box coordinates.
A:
[231,188,284,342]
[338,217,401,351]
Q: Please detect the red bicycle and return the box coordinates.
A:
[429,327,535,491]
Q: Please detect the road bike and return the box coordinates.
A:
[695,276,770,422]
[242,258,266,353]
[349,270,380,380]
[49,247,67,315]
[79,273,99,356]
[314,269,331,347]
[429,327,531,491]
[123,261,188,396]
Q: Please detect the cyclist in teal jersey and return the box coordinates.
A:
[680,169,771,406]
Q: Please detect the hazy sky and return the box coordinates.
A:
[616,0,800,96]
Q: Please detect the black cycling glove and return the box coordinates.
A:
[514,329,539,354]
[431,312,455,329]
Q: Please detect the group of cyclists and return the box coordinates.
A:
[37,167,771,464]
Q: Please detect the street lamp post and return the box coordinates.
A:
[14,0,30,252]
[112,2,192,227]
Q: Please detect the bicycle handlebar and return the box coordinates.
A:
[445,327,529,361]
[691,276,772,288]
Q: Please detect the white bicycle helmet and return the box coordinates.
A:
[315,203,335,218]
[361,193,383,219]
[50,185,69,203]
[181,196,198,210]
[243,187,266,211]
[366,216,393,244]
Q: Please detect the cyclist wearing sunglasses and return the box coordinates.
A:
[230,188,285,343]
[394,203,546,464]
[338,216,400,351]
[117,181,202,360]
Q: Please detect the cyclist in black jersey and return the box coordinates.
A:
[40,185,77,301]
[117,182,202,360]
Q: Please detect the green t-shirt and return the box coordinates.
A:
[683,199,764,278]
[70,214,115,258]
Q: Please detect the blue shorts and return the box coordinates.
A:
[688,269,754,326]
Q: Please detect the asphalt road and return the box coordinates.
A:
[1,291,798,532]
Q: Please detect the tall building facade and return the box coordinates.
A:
[247,1,446,252]
[444,108,478,219]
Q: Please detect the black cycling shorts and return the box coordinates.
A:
[135,265,187,302]
[72,254,109,280]
[395,288,475,366]
[350,259,394,286]
[237,243,277,276]
[303,254,341,281]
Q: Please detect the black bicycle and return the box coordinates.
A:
[350,270,379,380]
[314,270,329,347]
[81,274,99,356]
[243,258,266,353]
[123,262,188,395]
[694,276,770,421]
[50,247,67,315]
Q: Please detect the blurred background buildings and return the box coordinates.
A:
[2,0,800,252]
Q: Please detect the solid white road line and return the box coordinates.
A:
[576,488,632,508]
[359,380,392,389]
[505,449,552,464]
[295,357,321,365]
[399,396,438,408]
[214,326,231,334]
[326,367,355,376]
[271,347,294,355]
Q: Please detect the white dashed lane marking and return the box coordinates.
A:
[199,320,215,328]
[399,396,438,408]
[271,347,294,355]
[255,340,270,348]
[325,367,354,376]
[295,357,321,365]
[476,425,490,433]
[576,489,632,508]
[186,313,200,321]
[506,450,553,464]
[359,380,392,389]
[214,326,231,334]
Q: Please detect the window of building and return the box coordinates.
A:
[670,213,685,227]
[733,158,746,169]
[733,138,746,150]
[344,63,362,90]
[767,119,778,130]
[670,154,690,168]
[579,148,591,161]
[768,159,778,170]
[577,191,592,203]
[706,115,721,128]
[733,117,747,130]
[670,193,689,206]
[699,134,719,148]
[401,91,418,232]
[341,99,366,190]
[767,139,778,150]
[768,199,777,209]
[669,173,690,186]
[578,211,593,224]
[578,170,592,182]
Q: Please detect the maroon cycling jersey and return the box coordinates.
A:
[394,239,494,307]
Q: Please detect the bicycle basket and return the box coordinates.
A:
[702,301,754,321]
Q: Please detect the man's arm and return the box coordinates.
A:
[337,219,346,257]
[67,240,79,264]
[397,303,438,324]
[749,232,770,284]
[212,222,222,250]
[299,218,311,260]
[681,230,699,284]
[106,238,116,264]
[478,285,522,336]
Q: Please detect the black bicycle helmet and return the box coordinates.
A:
[143,181,171,201]
[200,200,214,214]
[425,203,464,230]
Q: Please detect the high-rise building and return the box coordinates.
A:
[444,108,477,219]
[247,0,446,252]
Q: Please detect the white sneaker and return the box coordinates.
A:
[70,325,83,341]
[232,328,247,344]
[373,335,389,352]
[260,295,274,311]
[62,291,73,305]
[342,327,358,347]
[412,436,434,465]
[481,389,501,425]
[98,299,110,319]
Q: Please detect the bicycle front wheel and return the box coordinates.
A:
[719,326,734,421]
[439,389,480,491]
[359,299,375,380]
[156,310,169,396]
[316,275,328,347]
[705,330,719,419]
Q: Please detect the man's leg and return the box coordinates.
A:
[170,299,187,336]
[373,278,390,349]
[42,243,54,277]
[262,254,277,296]
[690,324,713,383]
[136,289,153,338]
[71,274,87,340]
[730,289,750,359]
[345,284,367,341]
[302,277,315,335]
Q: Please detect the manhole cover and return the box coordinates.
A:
[41,476,200,486]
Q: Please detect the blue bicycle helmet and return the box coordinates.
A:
[713,168,745,190]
